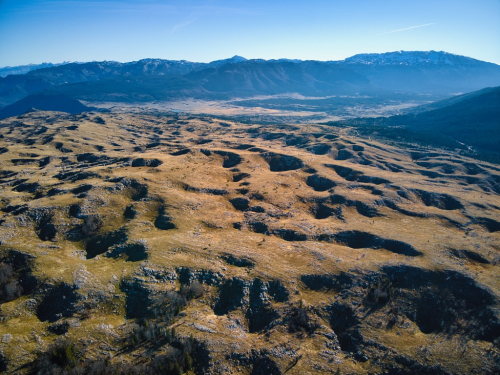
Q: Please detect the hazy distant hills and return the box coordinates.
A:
[339,51,500,95]
[404,86,500,114]
[0,62,70,77]
[1,51,499,107]
[334,86,500,161]
[0,93,92,120]
[180,60,373,97]
[343,50,483,66]
[0,59,206,106]
[403,86,500,152]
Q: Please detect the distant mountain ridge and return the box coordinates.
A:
[341,50,480,66]
[1,51,499,108]
[0,62,71,77]
[208,55,248,67]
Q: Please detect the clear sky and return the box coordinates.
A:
[0,0,499,67]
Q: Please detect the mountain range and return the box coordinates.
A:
[1,51,499,107]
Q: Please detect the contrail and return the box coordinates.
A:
[375,23,435,36]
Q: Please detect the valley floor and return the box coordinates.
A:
[86,94,429,125]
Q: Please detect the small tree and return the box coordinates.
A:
[81,214,102,237]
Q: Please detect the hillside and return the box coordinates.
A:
[403,86,500,114]
[0,94,92,119]
[331,86,500,161]
[0,110,499,374]
[403,86,500,150]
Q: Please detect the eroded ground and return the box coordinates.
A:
[0,111,499,374]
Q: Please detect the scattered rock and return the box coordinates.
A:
[333,231,421,256]
[450,249,490,264]
[154,205,175,230]
[230,197,250,211]
[123,205,137,219]
[473,217,500,232]
[131,158,162,167]
[272,229,308,242]
[120,279,151,319]
[414,189,463,210]
[246,278,278,332]
[222,254,255,268]
[47,321,70,335]
[201,149,242,168]
[105,242,148,262]
[85,228,128,259]
[2,334,12,343]
[170,148,191,156]
[214,278,248,315]
[233,172,250,182]
[261,152,304,172]
[36,283,80,323]
[306,174,336,192]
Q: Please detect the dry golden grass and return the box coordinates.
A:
[0,110,499,374]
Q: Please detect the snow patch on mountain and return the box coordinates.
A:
[342,50,477,66]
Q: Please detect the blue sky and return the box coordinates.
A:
[0,0,499,67]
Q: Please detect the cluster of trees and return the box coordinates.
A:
[0,263,23,302]
[31,281,208,374]
[33,335,201,375]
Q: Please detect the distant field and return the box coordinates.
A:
[86,93,432,124]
